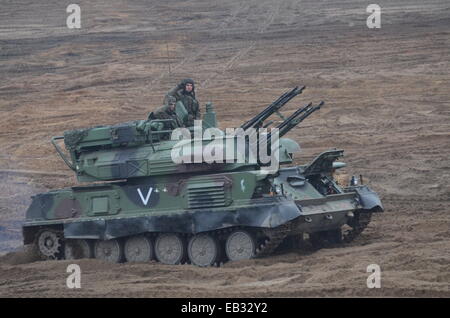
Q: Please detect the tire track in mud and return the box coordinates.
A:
[148,1,251,88]
[200,0,282,88]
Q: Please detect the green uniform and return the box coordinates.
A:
[164,78,200,127]
[150,105,183,129]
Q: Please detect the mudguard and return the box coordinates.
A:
[354,185,384,212]
[64,197,302,240]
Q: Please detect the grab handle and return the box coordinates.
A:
[51,136,76,171]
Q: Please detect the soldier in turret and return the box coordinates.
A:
[149,96,183,129]
[164,78,200,127]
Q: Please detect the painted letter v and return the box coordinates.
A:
[137,187,153,205]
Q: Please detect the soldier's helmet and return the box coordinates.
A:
[180,78,195,90]
[167,96,177,106]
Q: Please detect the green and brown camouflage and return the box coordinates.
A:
[23,86,383,266]
[164,78,200,127]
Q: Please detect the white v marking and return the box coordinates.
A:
[137,187,153,205]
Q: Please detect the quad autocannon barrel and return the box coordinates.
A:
[274,101,324,139]
[240,86,305,130]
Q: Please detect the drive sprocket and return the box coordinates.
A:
[36,229,63,259]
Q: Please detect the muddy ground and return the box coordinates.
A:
[0,0,449,297]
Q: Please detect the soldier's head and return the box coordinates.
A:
[167,96,177,111]
[181,78,195,94]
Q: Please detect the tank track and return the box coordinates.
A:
[32,222,297,266]
[32,213,371,266]
[308,211,373,249]
[342,211,372,243]
[256,223,292,257]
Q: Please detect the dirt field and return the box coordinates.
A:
[0,0,449,297]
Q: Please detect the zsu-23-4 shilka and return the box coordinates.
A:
[23,86,383,266]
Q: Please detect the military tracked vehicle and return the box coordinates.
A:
[22,86,383,266]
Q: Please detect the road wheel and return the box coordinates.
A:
[65,239,93,260]
[94,239,124,263]
[124,235,153,262]
[225,230,255,261]
[187,233,220,267]
[154,233,185,265]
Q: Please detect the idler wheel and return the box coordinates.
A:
[225,230,255,261]
[124,235,154,263]
[154,233,185,265]
[94,239,124,263]
[65,239,93,260]
[187,233,219,267]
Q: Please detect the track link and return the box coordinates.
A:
[256,223,292,257]
[343,212,372,243]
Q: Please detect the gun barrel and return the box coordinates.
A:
[241,86,305,130]
[278,101,324,138]
[275,102,313,131]
[263,101,324,141]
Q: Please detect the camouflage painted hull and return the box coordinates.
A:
[24,188,380,238]
[22,167,383,265]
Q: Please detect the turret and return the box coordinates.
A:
[51,86,323,182]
